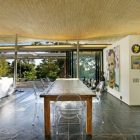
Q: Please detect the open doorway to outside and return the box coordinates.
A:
[66,50,103,85]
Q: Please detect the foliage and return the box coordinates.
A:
[47,61,60,79]
[2,58,64,81]
[23,70,36,80]
[10,59,36,80]
[48,71,57,79]
[36,60,61,79]
[36,61,48,78]
[21,60,36,80]
[0,57,10,77]
[55,59,65,77]
[79,56,96,78]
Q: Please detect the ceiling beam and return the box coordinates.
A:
[0,44,108,52]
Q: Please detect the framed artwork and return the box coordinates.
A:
[131,44,140,54]
[131,56,140,69]
[106,45,120,91]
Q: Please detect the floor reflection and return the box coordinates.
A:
[0,88,140,140]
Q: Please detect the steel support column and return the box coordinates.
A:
[13,34,18,89]
[76,41,79,78]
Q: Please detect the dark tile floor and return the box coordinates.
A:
[0,88,140,140]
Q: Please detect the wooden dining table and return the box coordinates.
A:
[40,78,96,136]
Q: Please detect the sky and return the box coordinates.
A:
[7,59,43,66]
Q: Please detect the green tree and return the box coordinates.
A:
[21,60,36,80]
[79,56,96,78]
[23,70,36,80]
[0,57,9,77]
[36,60,60,80]
[10,59,36,80]
[36,61,49,78]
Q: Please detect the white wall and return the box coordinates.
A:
[104,35,140,105]
[129,35,140,105]
[119,36,130,104]
[104,36,130,105]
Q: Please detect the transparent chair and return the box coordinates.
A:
[55,94,85,140]
[32,81,44,126]
[95,81,105,101]
[40,78,54,91]
[40,78,46,90]
[40,78,50,90]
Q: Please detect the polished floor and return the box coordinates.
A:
[0,88,140,140]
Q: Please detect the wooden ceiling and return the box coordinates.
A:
[0,0,140,41]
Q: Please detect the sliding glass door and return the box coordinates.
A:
[66,50,103,84]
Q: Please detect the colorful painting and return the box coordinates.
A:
[131,44,140,54]
[106,46,120,91]
[131,56,140,69]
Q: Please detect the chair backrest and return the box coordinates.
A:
[55,94,85,139]
[40,78,45,85]
[32,81,41,97]
[96,81,104,93]
[32,82,37,94]
[46,77,50,82]
[40,78,45,89]
[55,94,85,119]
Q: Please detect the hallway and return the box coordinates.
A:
[0,88,140,140]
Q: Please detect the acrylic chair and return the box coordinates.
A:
[40,78,54,91]
[40,78,50,90]
[40,79,56,125]
[55,94,85,140]
[32,81,44,126]
[95,81,105,101]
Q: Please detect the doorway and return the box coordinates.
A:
[66,50,103,84]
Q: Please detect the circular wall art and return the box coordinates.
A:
[132,44,140,53]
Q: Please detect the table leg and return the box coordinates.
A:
[44,98,50,136]
[86,97,92,135]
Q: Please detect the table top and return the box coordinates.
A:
[40,78,96,98]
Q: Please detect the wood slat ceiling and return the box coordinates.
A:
[0,0,140,41]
